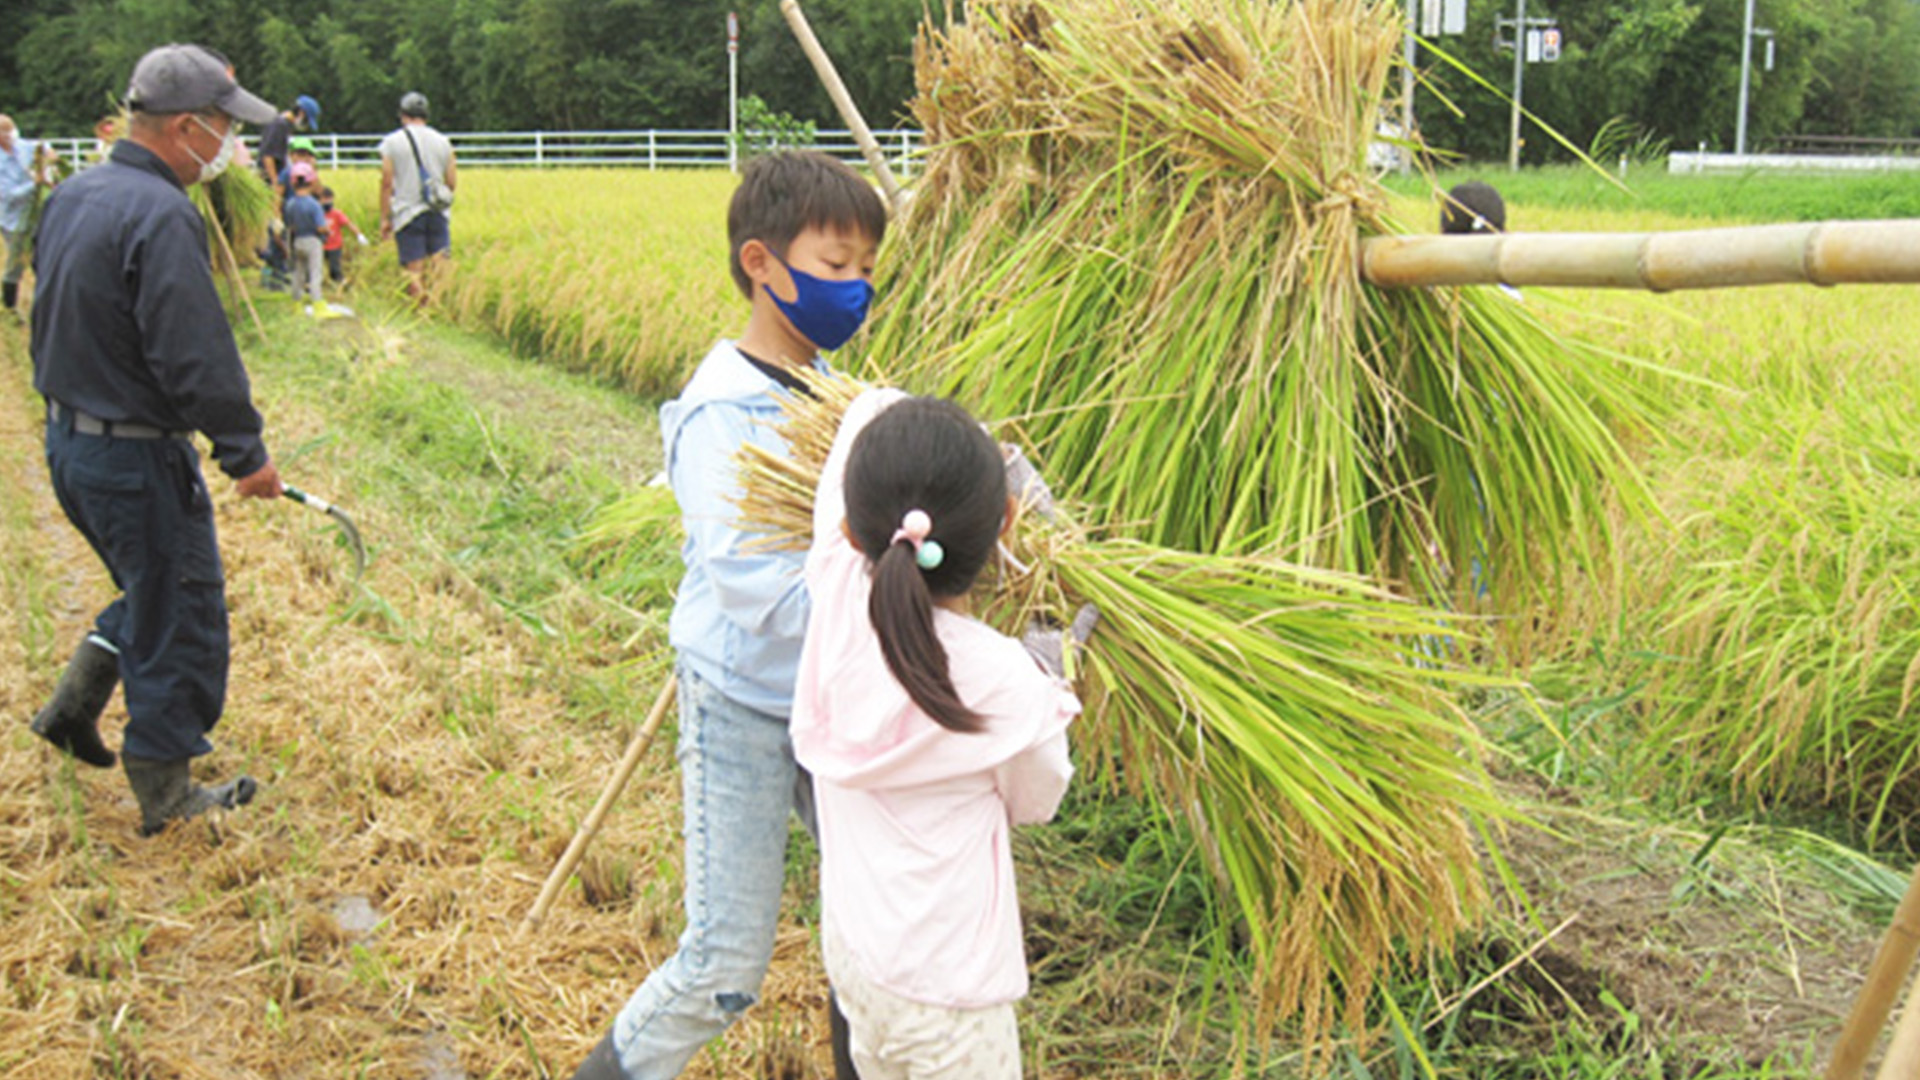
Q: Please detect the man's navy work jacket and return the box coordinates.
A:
[31,140,267,480]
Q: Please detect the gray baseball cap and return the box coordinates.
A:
[126,44,278,125]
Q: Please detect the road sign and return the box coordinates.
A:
[728,11,739,55]
[1420,0,1467,36]
[1541,26,1562,61]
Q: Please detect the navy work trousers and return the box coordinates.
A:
[44,414,229,761]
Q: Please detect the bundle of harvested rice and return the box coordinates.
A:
[738,372,1505,1049]
[863,0,1653,610]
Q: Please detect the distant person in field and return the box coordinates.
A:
[28,43,280,835]
[316,185,367,285]
[0,113,50,314]
[279,136,319,196]
[794,389,1087,1079]
[378,91,455,307]
[255,94,318,291]
[1440,180,1506,236]
[565,150,889,1080]
[1441,180,1520,302]
[282,163,327,313]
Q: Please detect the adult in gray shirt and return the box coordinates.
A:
[378,91,456,307]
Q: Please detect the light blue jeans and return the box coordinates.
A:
[609,661,815,1079]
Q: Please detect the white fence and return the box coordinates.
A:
[1669,151,1920,174]
[39,128,923,173]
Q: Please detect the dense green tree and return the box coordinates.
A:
[0,0,1913,156]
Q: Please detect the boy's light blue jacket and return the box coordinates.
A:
[662,339,828,717]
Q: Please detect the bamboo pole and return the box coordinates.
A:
[1361,220,1920,291]
[206,210,267,343]
[778,0,905,211]
[518,676,678,937]
[1825,860,1920,1080]
[1874,973,1920,1080]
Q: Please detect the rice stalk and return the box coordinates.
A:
[737,373,1504,1054]
[862,0,1654,612]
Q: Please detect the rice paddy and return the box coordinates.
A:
[7,5,1920,1072]
[4,158,1916,1073]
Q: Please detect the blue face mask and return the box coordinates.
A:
[766,256,874,352]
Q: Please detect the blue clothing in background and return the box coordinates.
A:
[0,135,37,232]
[283,192,325,240]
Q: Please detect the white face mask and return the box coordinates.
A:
[186,114,238,183]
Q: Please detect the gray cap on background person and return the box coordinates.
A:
[126,44,278,125]
[399,92,430,119]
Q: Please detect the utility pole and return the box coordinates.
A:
[1735,0,1755,154]
[728,11,740,172]
[1508,0,1527,171]
[1402,0,1416,175]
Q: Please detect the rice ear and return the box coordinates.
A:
[736,375,1504,1055]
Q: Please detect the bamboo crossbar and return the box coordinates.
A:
[1361,220,1920,291]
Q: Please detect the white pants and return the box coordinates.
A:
[291,235,324,303]
[823,927,1022,1080]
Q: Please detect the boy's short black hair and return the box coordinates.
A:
[1441,181,1506,234]
[728,151,889,300]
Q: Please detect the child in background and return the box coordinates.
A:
[1439,179,1506,235]
[280,136,320,197]
[316,186,366,285]
[567,149,889,1080]
[282,164,327,313]
[794,390,1085,1079]
[1440,180,1520,303]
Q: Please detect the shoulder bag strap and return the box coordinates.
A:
[401,126,434,192]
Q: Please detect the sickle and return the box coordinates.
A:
[281,485,367,581]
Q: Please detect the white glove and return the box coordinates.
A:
[1021,603,1100,679]
[355,233,368,245]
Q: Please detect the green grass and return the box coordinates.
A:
[1387,164,1920,224]
[245,299,682,710]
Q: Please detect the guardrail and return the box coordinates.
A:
[38,128,923,174]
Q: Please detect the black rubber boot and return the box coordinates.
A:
[830,989,860,1079]
[30,638,120,768]
[567,1033,625,1080]
[2,281,16,310]
[122,753,257,836]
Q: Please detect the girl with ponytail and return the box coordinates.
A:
[792,389,1084,1078]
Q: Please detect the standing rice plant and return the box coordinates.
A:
[431,170,739,396]
[862,0,1654,612]
[737,373,1508,1056]
[1620,325,1920,847]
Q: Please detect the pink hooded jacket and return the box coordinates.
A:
[791,389,1080,1008]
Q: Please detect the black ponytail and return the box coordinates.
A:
[869,538,981,733]
[845,398,1008,734]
